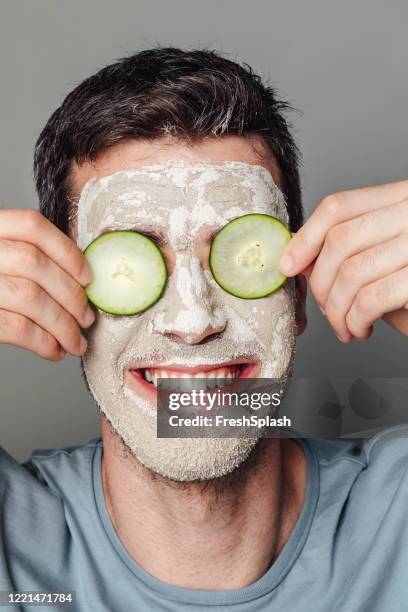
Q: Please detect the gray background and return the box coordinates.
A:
[0,0,407,460]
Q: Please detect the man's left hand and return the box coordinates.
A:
[278,180,408,341]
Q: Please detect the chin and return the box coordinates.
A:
[100,407,257,481]
[116,417,259,482]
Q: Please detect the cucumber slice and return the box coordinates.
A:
[209,214,291,299]
[84,230,167,315]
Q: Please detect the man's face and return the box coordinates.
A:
[72,137,298,481]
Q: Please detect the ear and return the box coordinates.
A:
[294,274,307,336]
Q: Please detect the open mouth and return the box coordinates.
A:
[125,361,258,403]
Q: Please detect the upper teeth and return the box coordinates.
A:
[143,367,241,390]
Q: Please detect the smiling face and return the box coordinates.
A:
[71,137,299,481]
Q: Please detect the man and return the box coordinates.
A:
[0,48,407,610]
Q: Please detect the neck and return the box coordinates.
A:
[100,417,306,590]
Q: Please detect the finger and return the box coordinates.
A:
[301,261,314,279]
[0,275,87,356]
[346,266,408,340]
[308,199,408,307]
[0,209,92,286]
[0,308,65,361]
[325,234,408,341]
[0,239,95,328]
[281,233,315,279]
[279,181,408,276]
[382,308,408,336]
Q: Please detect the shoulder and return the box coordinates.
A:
[305,427,408,545]
[311,426,408,509]
[306,425,408,473]
[27,438,102,499]
[362,425,408,463]
[0,438,102,503]
[305,426,408,506]
[359,425,408,488]
[0,440,101,587]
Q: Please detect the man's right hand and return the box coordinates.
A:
[0,208,95,361]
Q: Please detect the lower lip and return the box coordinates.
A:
[124,363,258,407]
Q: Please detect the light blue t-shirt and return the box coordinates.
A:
[1,427,408,611]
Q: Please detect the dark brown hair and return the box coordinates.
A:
[34,47,302,233]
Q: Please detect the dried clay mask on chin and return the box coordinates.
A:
[76,161,296,481]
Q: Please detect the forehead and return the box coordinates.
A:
[76,162,289,250]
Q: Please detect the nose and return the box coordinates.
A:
[151,254,227,345]
[160,325,226,346]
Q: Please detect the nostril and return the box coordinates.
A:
[196,331,225,345]
[161,325,226,346]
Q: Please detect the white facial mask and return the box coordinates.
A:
[76,161,296,481]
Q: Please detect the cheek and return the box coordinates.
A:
[84,311,146,359]
[229,284,295,335]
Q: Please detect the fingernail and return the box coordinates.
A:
[80,334,88,353]
[336,332,352,343]
[82,305,95,327]
[279,254,294,275]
